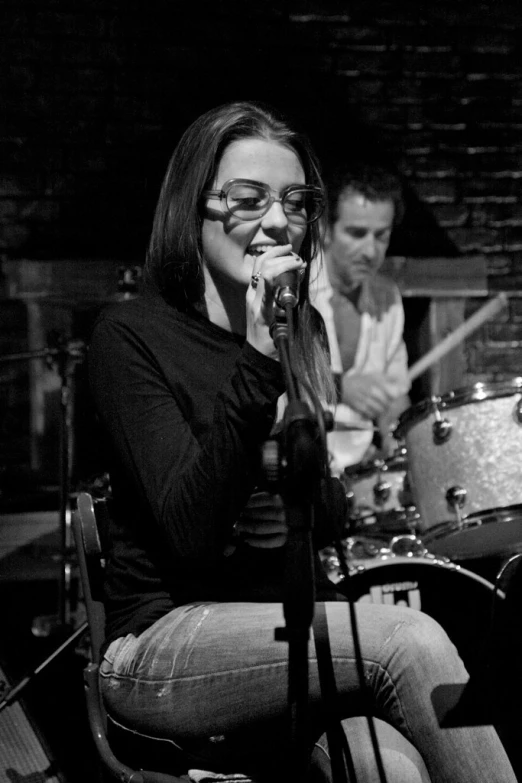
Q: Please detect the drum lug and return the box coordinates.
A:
[432,417,452,444]
[404,507,421,534]
[345,489,356,520]
[430,397,452,444]
[446,485,467,520]
[396,444,408,459]
[514,397,522,424]
[373,480,392,506]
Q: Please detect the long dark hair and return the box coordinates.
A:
[144,101,334,402]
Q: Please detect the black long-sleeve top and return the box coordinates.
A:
[88,291,343,649]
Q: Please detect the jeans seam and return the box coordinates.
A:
[100,659,289,685]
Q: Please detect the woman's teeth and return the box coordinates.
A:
[248,246,274,256]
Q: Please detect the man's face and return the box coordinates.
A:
[327,192,395,291]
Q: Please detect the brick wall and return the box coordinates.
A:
[2,0,522,384]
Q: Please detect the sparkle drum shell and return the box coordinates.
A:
[341,451,419,538]
[396,379,522,558]
[342,451,411,516]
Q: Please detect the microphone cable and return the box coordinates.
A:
[315,458,388,783]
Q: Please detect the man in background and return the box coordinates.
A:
[312,163,411,471]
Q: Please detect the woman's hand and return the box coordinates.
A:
[245,244,306,358]
[235,491,287,549]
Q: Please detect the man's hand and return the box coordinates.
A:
[340,372,397,420]
[235,491,287,549]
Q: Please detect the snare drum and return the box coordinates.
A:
[396,378,522,559]
[323,550,503,671]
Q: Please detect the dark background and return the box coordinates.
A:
[3,0,522,267]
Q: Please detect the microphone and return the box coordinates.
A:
[275,270,300,309]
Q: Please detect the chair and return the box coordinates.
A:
[72,491,190,783]
[72,492,333,783]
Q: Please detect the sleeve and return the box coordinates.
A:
[309,253,344,375]
[385,290,411,399]
[88,315,285,560]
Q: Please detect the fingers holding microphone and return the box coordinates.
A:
[247,244,305,300]
[246,244,306,357]
[235,491,287,549]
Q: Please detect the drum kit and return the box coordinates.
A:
[321,377,522,671]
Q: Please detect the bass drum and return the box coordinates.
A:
[330,553,503,671]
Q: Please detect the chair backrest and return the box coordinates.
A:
[73,491,110,664]
[73,491,192,783]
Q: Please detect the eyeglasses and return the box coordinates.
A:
[202,178,325,225]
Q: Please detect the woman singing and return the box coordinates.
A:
[88,100,516,783]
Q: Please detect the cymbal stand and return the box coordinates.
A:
[40,337,86,633]
[57,338,85,629]
[0,620,88,713]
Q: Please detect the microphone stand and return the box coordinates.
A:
[269,304,323,782]
[0,621,88,714]
[0,338,86,635]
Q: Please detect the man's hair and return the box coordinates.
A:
[327,162,405,226]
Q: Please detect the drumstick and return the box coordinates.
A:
[408,292,508,382]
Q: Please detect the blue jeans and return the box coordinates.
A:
[100,601,515,782]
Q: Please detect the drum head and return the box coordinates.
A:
[337,556,502,671]
[423,505,522,560]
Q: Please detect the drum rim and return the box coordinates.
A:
[423,504,522,539]
[422,504,522,559]
[343,453,408,479]
[396,376,522,435]
[344,554,500,592]
[465,503,522,524]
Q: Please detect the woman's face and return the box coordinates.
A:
[201,138,307,291]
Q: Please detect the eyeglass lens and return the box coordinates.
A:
[226,182,322,223]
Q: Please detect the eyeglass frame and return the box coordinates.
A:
[201,178,325,224]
